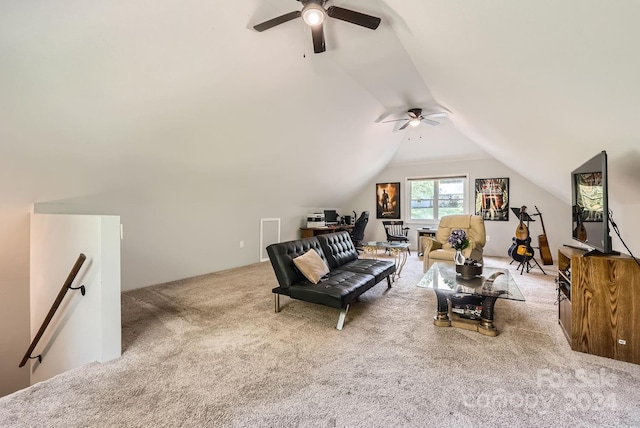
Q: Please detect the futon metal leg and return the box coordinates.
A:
[274,294,280,313]
[336,305,349,330]
[387,276,392,288]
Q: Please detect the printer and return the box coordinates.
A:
[306,213,325,228]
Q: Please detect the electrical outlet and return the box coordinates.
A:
[486,235,490,242]
[239,241,244,248]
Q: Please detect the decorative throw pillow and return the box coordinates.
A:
[293,249,329,284]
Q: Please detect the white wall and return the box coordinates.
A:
[29,213,121,385]
[0,207,31,397]
[33,185,328,292]
[348,157,568,260]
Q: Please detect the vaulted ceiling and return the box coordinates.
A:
[2,0,640,209]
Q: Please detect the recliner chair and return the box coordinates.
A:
[350,211,369,250]
[422,214,486,272]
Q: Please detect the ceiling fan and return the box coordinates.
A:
[382,108,448,130]
[253,0,381,54]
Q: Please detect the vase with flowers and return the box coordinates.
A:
[447,229,469,265]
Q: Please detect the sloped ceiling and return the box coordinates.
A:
[387,0,640,204]
[1,0,639,208]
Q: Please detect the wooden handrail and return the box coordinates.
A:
[19,253,87,368]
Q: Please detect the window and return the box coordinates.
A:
[408,176,467,221]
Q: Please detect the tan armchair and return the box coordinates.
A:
[422,215,486,272]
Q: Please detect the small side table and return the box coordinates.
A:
[362,241,410,281]
[417,228,438,256]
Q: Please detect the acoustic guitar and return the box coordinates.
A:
[573,205,587,242]
[534,206,553,265]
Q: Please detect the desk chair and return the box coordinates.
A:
[350,211,369,251]
[382,220,410,255]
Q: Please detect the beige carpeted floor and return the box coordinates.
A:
[2,254,640,427]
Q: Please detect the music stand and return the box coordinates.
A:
[511,207,535,222]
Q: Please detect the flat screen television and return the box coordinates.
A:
[571,150,614,254]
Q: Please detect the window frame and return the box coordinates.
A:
[405,174,469,224]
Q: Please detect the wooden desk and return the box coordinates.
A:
[417,228,438,256]
[300,225,354,238]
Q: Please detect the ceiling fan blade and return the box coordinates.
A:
[326,6,381,30]
[398,121,411,131]
[382,118,410,123]
[311,23,326,53]
[421,118,440,126]
[253,11,301,32]
[423,112,448,119]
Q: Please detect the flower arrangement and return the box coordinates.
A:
[447,229,469,251]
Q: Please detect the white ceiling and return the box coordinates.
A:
[2,0,640,208]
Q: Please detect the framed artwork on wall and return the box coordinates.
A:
[475,178,509,221]
[376,182,401,219]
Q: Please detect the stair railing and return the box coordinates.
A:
[19,253,87,368]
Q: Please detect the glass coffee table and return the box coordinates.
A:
[417,262,525,336]
[362,241,410,281]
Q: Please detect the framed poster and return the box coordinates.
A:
[376,182,400,219]
[475,178,509,221]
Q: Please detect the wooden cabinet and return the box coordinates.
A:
[558,247,640,364]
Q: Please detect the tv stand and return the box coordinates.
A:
[562,243,620,257]
[562,244,587,251]
[583,248,620,257]
[557,247,640,364]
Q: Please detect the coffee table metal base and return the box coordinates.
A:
[419,263,524,337]
[432,289,501,336]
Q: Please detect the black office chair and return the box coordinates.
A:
[382,220,411,255]
[350,211,369,251]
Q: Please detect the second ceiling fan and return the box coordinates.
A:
[383,108,448,130]
[253,0,381,54]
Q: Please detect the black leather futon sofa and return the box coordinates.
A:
[266,231,396,330]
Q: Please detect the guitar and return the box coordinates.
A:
[508,206,534,263]
[573,205,587,242]
[515,206,529,240]
[508,237,535,261]
[534,205,553,265]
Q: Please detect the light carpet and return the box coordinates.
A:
[1,255,640,427]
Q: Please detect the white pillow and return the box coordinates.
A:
[293,249,330,284]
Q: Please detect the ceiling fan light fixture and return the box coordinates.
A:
[302,3,326,26]
[409,118,421,127]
